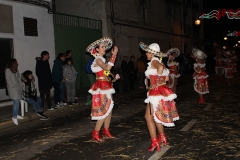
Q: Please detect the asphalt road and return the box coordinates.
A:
[0,73,239,160]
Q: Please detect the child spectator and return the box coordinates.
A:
[63,58,78,106]
[21,70,49,120]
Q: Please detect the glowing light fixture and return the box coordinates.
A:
[195,19,201,25]
[223,46,227,49]
[224,37,227,40]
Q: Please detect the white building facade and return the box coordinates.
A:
[0,0,55,101]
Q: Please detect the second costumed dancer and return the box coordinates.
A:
[192,48,209,104]
[166,48,181,93]
[86,37,118,142]
[140,42,179,152]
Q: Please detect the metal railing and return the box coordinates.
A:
[53,13,102,30]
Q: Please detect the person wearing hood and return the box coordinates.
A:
[21,70,49,120]
[35,51,54,110]
[52,53,66,108]
[63,58,78,105]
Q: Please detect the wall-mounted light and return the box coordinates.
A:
[223,46,227,49]
[238,41,240,43]
[236,44,238,46]
[224,37,227,40]
[195,19,201,25]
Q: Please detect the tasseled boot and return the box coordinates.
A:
[148,138,160,152]
[92,130,103,142]
[158,133,168,146]
[102,128,115,139]
[198,97,204,104]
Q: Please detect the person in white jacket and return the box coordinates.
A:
[5,59,24,125]
[63,58,78,105]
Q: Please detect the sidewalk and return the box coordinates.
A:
[0,78,143,129]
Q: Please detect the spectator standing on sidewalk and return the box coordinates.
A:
[121,56,130,92]
[129,55,137,90]
[52,53,66,108]
[5,59,24,125]
[139,42,179,152]
[86,37,118,142]
[35,51,55,110]
[60,49,73,105]
[66,49,80,100]
[63,58,78,106]
[21,70,49,120]
[137,55,146,88]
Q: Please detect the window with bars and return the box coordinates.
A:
[23,17,38,37]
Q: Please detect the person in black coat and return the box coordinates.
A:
[121,56,130,92]
[35,51,54,110]
[128,55,137,90]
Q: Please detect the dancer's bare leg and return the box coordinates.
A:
[95,119,105,130]
[145,103,157,138]
[155,123,164,133]
[103,111,112,128]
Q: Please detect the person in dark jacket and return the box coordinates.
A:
[128,55,137,90]
[121,56,130,92]
[35,51,54,110]
[21,70,49,120]
[52,53,66,108]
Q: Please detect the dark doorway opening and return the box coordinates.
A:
[0,38,13,89]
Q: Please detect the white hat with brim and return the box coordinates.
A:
[192,48,207,59]
[139,42,168,57]
[86,37,113,55]
[166,48,180,57]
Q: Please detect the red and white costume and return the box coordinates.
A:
[145,57,179,127]
[167,61,180,88]
[214,56,224,75]
[224,57,234,78]
[193,63,209,94]
[88,56,115,120]
[230,55,238,73]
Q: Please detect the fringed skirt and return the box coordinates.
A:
[88,80,115,120]
[145,85,179,127]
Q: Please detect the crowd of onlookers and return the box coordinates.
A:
[5,50,79,125]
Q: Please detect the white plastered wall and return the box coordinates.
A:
[0,0,55,101]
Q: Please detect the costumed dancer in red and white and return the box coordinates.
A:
[192,48,209,104]
[214,49,225,81]
[140,42,179,152]
[86,37,118,142]
[223,51,234,86]
[167,48,180,93]
[230,51,238,73]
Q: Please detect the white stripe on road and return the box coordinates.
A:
[203,103,213,111]
[148,145,171,160]
[180,119,197,131]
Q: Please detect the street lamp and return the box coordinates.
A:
[195,19,201,25]
[224,37,227,40]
